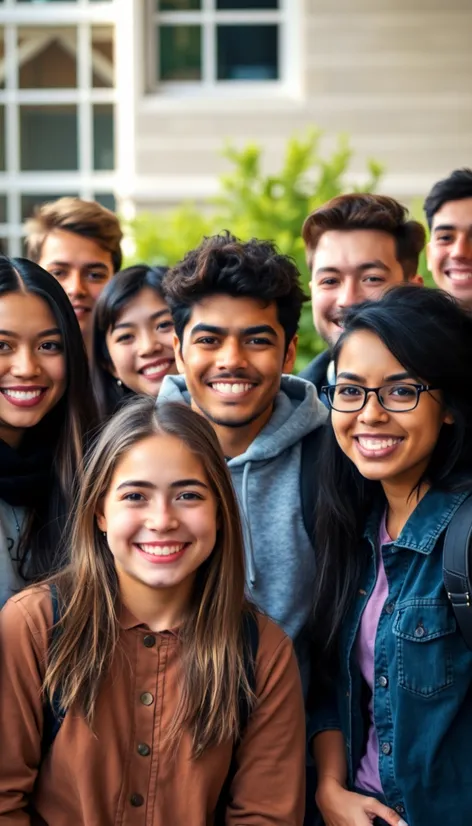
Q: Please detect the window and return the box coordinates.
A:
[0,2,118,256]
[151,0,283,89]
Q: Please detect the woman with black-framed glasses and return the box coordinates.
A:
[309,285,472,826]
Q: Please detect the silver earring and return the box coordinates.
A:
[116,379,122,387]
[102,531,107,538]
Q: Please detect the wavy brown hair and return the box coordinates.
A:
[44,396,254,757]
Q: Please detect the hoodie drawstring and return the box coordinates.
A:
[240,461,257,587]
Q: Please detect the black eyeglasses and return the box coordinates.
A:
[322,382,438,413]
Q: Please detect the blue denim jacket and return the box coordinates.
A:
[311,487,472,826]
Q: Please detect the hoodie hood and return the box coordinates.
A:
[159,372,327,465]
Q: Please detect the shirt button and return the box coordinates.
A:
[415,625,425,638]
[381,742,392,755]
[395,804,406,815]
[137,743,151,757]
[140,692,154,706]
[378,675,388,687]
[130,793,144,807]
[143,634,156,648]
[385,603,395,615]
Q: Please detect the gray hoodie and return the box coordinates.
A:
[159,374,328,687]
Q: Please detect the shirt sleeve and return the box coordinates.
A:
[0,596,47,823]
[227,623,306,826]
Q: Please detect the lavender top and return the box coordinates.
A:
[354,514,391,794]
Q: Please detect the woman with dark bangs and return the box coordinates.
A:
[91,265,177,419]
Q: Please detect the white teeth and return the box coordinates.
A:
[142,362,172,377]
[448,271,472,282]
[2,389,42,400]
[137,543,185,556]
[212,382,253,394]
[358,437,402,450]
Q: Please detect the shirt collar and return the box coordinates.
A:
[118,602,180,636]
[363,488,470,555]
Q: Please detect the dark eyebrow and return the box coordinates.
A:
[170,479,208,489]
[190,323,278,338]
[337,370,412,383]
[433,224,456,233]
[0,327,61,338]
[358,260,389,273]
[315,267,341,277]
[116,478,208,492]
[112,309,171,331]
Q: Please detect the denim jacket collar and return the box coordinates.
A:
[363,488,470,555]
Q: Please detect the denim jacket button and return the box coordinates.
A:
[378,675,388,687]
[415,625,425,638]
[395,804,406,815]
[385,602,395,615]
[381,742,392,755]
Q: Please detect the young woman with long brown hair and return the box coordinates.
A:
[0,396,305,825]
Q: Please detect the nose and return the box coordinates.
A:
[338,279,361,309]
[450,233,472,260]
[215,338,248,371]
[65,270,87,299]
[138,330,162,358]
[10,346,41,379]
[145,501,179,533]
[357,391,390,425]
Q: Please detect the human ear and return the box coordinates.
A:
[283,335,298,374]
[173,332,185,375]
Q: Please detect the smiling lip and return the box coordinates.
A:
[139,359,174,381]
[0,386,47,408]
[134,541,189,564]
[208,380,257,399]
[71,305,91,316]
[444,266,472,285]
[354,434,404,459]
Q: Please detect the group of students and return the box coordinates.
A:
[0,168,471,825]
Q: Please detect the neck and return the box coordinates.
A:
[199,403,274,458]
[0,426,24,450]
[117,568,194,633]
[382,474,430,540]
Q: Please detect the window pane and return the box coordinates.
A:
[21,193,78,222]
[0,196,6,223]
[18,27,77,89]
[93,104,114,170]
[158,0,201,9]
[92,25,114,89]
[217,24,278,80]
[159,25,201,81]
[94,192,116,212]
[0,106,5,171]
[20,106,78,171]
[217,0,278,7]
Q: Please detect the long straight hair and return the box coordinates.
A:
[44,397,254,757]
[0,256,97,579]
[91,265,169,420]
[312,286,472,662]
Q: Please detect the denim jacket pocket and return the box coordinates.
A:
[393,602,456,697]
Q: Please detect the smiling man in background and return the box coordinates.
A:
[299,193,425,399]
[424,168,472,309]
[25,197,123,356]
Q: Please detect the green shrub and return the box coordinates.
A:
[126,129,383,369]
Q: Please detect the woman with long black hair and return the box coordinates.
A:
[310,286,472,826]
[0,256,96,605]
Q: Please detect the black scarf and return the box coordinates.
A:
[0,438,52,509]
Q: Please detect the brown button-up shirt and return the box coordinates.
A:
[0,587,306,825]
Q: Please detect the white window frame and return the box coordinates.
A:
[146,0,301,100]
[0,0,118,256]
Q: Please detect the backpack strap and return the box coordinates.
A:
[41,584,65,757]
[300,426,324,546]
[214,611,259,825]
[443,494,472,650]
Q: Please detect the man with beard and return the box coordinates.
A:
[159,232,327,697]
[299,193,425,401]
[424,168,472,309]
